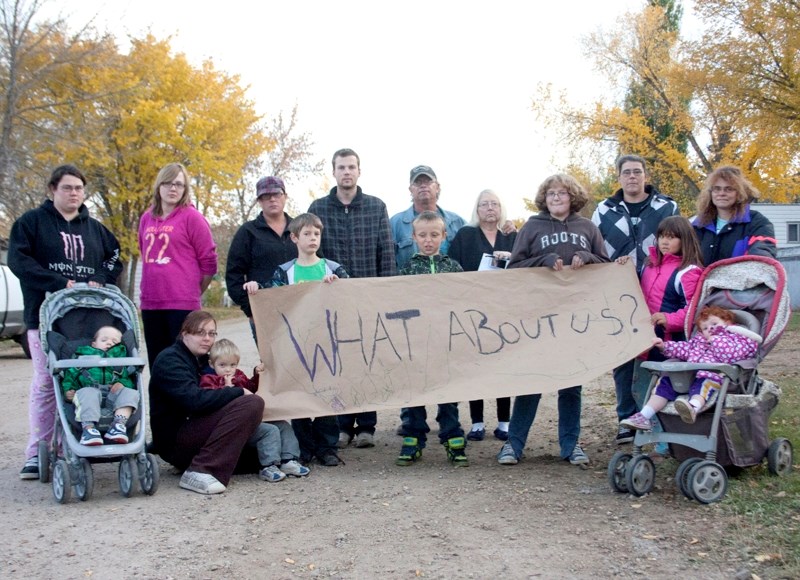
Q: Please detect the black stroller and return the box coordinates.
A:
[37,284,159,503]
[608,256,793,503]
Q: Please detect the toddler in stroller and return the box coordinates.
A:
[621,305,760,430]
[38,284,159,503]
[62,326,139,446]
[608,255,793,503]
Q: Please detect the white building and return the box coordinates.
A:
[751,204,800,307]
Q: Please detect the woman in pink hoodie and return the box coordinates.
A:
[138,163,218,367]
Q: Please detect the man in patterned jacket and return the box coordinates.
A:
[591,154,680,445]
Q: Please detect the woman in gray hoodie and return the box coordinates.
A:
[497,173,609,467]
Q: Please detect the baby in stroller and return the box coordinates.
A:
[61,325,139,446]
[621,305,761,430]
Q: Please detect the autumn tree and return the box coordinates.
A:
[533,0,800,210]
[227,103,324,225]
[0,0,122,234]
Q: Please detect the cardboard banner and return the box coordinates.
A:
[251,263,652,420]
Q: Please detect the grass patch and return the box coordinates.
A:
[722,360,800,576]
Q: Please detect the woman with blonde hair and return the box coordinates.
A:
[138,162,218,367]
[449,189,517,440]
[693,165,777,265]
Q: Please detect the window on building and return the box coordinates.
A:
[788,222,800,243]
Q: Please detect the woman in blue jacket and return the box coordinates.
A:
[693,166,777,264]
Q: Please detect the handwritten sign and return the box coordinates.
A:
[250,263,652,420]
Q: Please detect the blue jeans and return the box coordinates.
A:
[291,416,339,461]
[507,386,582,460]
[248,420,301,466]
[400,403,463,447]
[614,359,639,422]
[337,411,377,436]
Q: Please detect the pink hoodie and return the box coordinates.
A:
[138,205,218,310]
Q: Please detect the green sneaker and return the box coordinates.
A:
[396,437,423,466]
[445,436,469,467]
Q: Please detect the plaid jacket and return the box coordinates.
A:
[591,185,679,274]
[308,187,397,278]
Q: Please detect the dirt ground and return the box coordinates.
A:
[1,315,795,579]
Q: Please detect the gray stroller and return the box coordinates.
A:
[37,284,159,503]
[608,255,793,503]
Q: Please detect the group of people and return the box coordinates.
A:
[8,150,777,495]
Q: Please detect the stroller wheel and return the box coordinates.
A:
[607,451,632,493]
[38,440,50,484]
[75,458,94,502]
[52,459,72,504]
[119,457,138,498]
[767,438,793,476]
[675,458,703,500]
[139,453,160,496]
[687,460,728,504]
[625,455,656,497]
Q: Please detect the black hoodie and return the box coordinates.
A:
[8,199,122,327]
[509,212,609,269]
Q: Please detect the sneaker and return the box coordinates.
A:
[80,426,103,446]
[396,436,423,466]
[568,444,590,465]
[493,427,509,441]
[338,432,352,448]
[674,398,698,424]
[318,450,342,466]
[104,422,129,444]
[620,412,653,431]
[20,457,39,480]
[466,428,485,441]
[281,460,310,477]
[445,437,469,467]
[615,425,635,445]
[497,441,519,465]
[354,432,375,448]
[179,470,226,494]
[259,465,287,482]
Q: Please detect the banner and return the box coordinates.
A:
[251,262,652,420]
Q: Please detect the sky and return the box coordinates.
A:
[60,0,673,222]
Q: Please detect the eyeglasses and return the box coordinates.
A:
[621,169,644,177]
[161,181,186,190]
[478,201,500,209]
[58,185,85,193]
[545,191,570,199]
[192,330,218,338]
[711,185,736,194]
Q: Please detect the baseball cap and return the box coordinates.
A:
[256,176,285,198]
[409,165,437,184]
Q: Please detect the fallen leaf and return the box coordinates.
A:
[308,564,315,570]
[642,534,659,540]
[285,558,295,564]
[630,503,642,509]
[697,552,708,558]
[689,538,700,545]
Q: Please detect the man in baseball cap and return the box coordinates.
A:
[390,165,466,270]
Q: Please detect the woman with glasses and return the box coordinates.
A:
[138,163,218,368]
[692,166,777,265]
[448,189,517,441]
[9,164,123,480]
[496,174,609,467]
[149,310,264,494]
